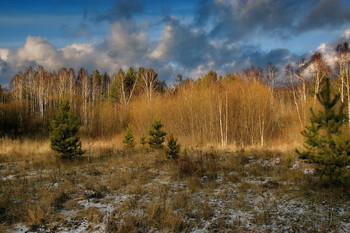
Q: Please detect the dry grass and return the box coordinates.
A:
[0,138,51,163]
[0,139,349,232]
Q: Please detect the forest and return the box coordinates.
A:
[1,43,349,148]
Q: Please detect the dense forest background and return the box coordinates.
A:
[0,43,349,148]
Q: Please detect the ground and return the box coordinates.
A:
[0,141,349,233]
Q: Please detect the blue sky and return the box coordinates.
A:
[1,0,350,85]
[0,0,195,48]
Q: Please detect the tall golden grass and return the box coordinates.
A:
[128,78,307,148]
[1,75,313,149]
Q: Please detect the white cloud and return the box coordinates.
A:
[0,49,9,61]
[316,27,350,66]
[13,36,63,71]
[101,21,149,65]
[149,25,174,59]
[0,21,151,85]
[0,11,349,87]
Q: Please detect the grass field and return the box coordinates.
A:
[0,139,349,232]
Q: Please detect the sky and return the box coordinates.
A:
[1,0,350,85]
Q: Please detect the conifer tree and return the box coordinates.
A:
[148,119,166,149]
[123,124,135,148]
[165,134,181,159]
[50,100,84,159]
[297,78,350,185]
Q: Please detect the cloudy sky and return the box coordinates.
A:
[0,0,350,85]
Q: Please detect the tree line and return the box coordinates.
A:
[0,66,164,138]
[0,42,349,148]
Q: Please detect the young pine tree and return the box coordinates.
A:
[297,78,350,185]
[50,100,84,159]
[165,134,181,159]
[148,119,167,149]
[123,125,135,148]
[140,135,147,146]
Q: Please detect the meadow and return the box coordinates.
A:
[1,54,350,232]
[0,139,349,232]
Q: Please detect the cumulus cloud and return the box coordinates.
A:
[315,28,350,66]
[149,17,299,79]
[1,0,350,86]
[149,17,212,68]
[100,21,149,65]
[196,0,301,39]
[0,21,151,85]
[0,49,9,61]
[196,0,350,40]
[0,16,301,85]
[282,28,350,83]
[10,37,64,71]
[298,0,350,32]
[0,50,10,82]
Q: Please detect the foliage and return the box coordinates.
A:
[154,80,166,93]
[297,78,350,185]
[123,125,136,148]
[165,134,181,159]
[50,100,84,159]
[125,68,139,91]
[5,65,277,143]
[109,67,142,105]
[140,135,147,146]
[148,119,167,149]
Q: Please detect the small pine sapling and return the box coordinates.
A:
[148,119,167,149]
[123,125,136,149]
[140,135,147,146]
[165,134,181,159]
[297,78,350,185]
[50,100,84,159]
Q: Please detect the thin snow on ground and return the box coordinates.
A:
[3,155,350,232]
[11,225,30,233]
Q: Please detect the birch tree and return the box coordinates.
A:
[92,70,101,103]
[141,68,158,102]
[286,64,303,127]
[336,43,350,127]
[77,68,91,125]
[218,91,228,148]
[295,59,308,103]
[309,53,331,108]
[265,62,278,107]
[265,62,278,91]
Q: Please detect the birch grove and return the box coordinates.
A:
[2,47,349,146]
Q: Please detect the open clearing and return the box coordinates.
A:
[1,145,349,233]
